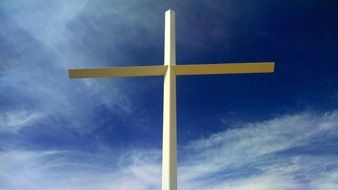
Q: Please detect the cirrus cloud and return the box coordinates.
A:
[1,110,338,189]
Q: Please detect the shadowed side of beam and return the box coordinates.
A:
[173,62,275,76]
[69,65,168,78]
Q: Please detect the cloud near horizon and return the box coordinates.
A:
[1,109,338,190]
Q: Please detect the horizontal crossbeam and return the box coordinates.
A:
[173,62,275,76]
[69,65,168,78]
[69,62,274,79]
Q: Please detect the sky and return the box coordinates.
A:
[0,0,338,189]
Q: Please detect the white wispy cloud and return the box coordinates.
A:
[0,150,161,190]
[178,110,338,189]
[0,0,164,133]
[0,110,43,133]
[1,110,337,189]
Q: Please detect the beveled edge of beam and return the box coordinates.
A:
[69,65,168,79]
[173,62,275,76]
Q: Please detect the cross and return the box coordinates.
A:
[68,9,275,190]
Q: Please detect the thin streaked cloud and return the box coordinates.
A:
[0,110,43,133]
[1,110,338,189]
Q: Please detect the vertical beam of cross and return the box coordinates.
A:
[162,9,177,190]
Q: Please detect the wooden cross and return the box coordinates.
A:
[69,9,275,190]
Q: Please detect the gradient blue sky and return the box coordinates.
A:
[1,0,338,189]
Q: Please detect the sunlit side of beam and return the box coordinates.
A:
[173,62,275,76]
[69,65,168,78]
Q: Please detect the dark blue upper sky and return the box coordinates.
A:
[0,0,338,189]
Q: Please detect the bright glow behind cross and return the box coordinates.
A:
[69,9,275,190]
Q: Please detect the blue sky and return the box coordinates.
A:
[1,0,338,189]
